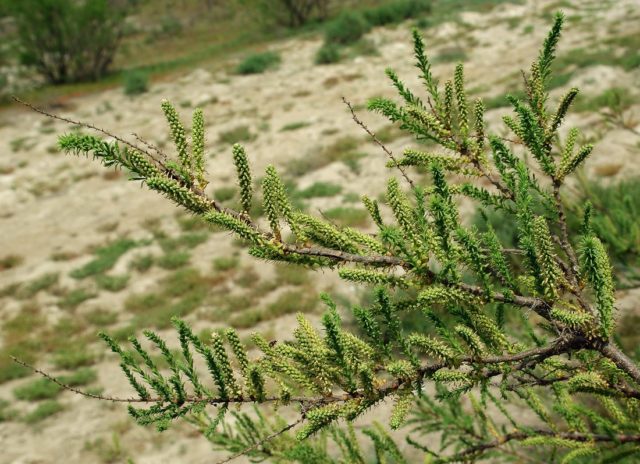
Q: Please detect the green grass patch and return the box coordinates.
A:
[213,256,240,272]
[218,125,255,145]
[85,308,118,327]
[297,182,342,199]
[96,274,129,292]
[0,399,19,422]
[24,401,64,424]
[434,46,467,64]
[130,254,154,272]
[235,51,281,75]
[53,346,97,369]
[280,121,311,132]
[214,186,236,202]
[14,378,61,401]
[17,272,59,299]
[70,239,139,279]
[59,288,97,310]
[157,250,191,269]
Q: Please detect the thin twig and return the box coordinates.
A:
[342,97,416,189]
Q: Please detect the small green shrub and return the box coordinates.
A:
[14,378,62,401]
[18,272,59,298]
[363,0,431,26]
[157,251,190,270]
[280,121,311,132]
[123,70,149,96]
[0,353,32,384]
[24,400,63,424]
[0,399,19,422]
[235,51,281,75]
[71,239,138,279]
[214,186,237,203]
[85,308,118,327]
[434,46,468,63]
[96,274,129,292]
[218,126,255,145]
[53,347,97,369]
[298,182,342,198]
[59,288,97,310]
[315,43,341,64]
[213,256,240,272]
[324,12,370,45]
[60,368,97,386]
[130,254,154,272]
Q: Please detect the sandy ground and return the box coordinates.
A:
[1,0,639,462]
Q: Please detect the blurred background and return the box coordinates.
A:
[0,0,638,462]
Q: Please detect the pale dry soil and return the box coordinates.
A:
[1,0,639,462]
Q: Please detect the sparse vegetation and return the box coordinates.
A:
[235,51,281,75]
[314,43,341,64]
[0,254,24,271]
[70,239,138,279]
[297,181,342,198]
[218,125,255,145]
[213,256,239,272]
[324,12,370,45]
[23,400,64,424]
[123,70,149,96]
[156,250,191,270]
[96,274,129,292]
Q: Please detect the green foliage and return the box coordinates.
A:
[157,251,190,269]
[297,181,342,198]
[212,256,239,272]
[363,0,431,26]
[23,400,64,424]
[235,51,281,75]
[96,274,130,292]
[59,288,97,310]
[123,70,149,96]
[8,0,127,84]
[242,0,330,28]
[218,125,255,145]
[71,239,139,279]
[14,378,61,401]
[324,12,370,45]
[314,43,341,65]
[46,13,640,464]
